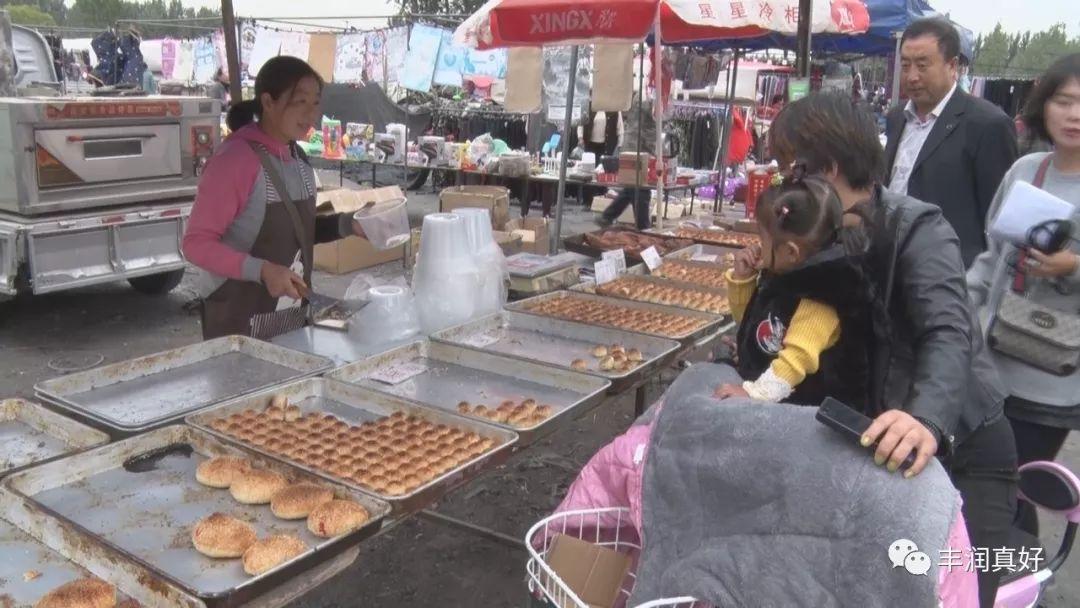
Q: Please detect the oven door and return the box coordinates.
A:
[35,124,182,189]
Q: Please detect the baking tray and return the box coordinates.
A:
[562,227,693,262]
[664,243,741,264]
[187,378,518,516]
[1,425,390,608]
[270,325,417,368]
[34,336,334,436]
[506,290,723,346]
[430,311,681,393]
[0,514,149,608]
[326,340,611,446]
[0,398,110,477]
[571,274,731,318]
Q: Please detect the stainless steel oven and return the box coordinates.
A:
[0,96,220,215]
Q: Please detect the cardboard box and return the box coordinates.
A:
[313,187,406,274]
[505,217,551,255]
[543,534,632,608]
[439,185,511,230]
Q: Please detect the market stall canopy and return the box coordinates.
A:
[683,0,971,58]
[454,0,870,49]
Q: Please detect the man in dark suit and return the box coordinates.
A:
[885,18,1018,267]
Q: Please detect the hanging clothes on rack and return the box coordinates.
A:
[980,79,1035,117]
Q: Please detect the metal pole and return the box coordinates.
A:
[795,0,813,78]
[550,45,579,254]
[220,0,242,103]
[635,44,645,200]
[890,33,902,107]
[716,50,740,212]
[653,11,665,231]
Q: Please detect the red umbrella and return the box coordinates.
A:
[455,0,870,49]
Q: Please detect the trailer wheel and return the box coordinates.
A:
[128,269,185,295]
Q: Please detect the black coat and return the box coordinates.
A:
[736,244,875,411]
[865,187,1007,451]
[885,90,1018,267]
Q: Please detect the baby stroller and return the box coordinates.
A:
[524,459,1080,608]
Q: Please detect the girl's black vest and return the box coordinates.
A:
[735,244,876,410]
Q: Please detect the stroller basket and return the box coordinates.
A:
[524,507,704,608]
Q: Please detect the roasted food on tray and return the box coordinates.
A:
[207,409,497,497]
[455,399,554,429]
[674,227,761,248]
[192,512,257,558]
[242,534,308,575]
[34,577,116,608]
[597,276,731,315]
[522,294,709,338]
[572,343,645,374]
[582,229,692,259]
[651,259,731,289]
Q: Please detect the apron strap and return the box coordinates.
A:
[248,141,314,287]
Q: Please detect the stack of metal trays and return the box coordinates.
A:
[430,311,682,393]
[506,291,724,347]
[1,425,390,608]
[327,340,611,446]
[187,378,518,516]
[0,398,109,477]
[34,336,333,436]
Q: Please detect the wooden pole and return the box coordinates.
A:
[221,0,242,102]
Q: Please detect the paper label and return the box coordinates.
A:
[594,259,618,285]
[641,246,663,271]
[369,361,428,385]
[601,249,627,273]
[691,254,718,263]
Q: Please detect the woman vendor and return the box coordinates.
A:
[767,93,1017,608]
[183,57,367,339]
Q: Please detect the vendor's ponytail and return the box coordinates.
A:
[226,99,260,132]
[224,56,322,134]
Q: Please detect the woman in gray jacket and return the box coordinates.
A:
[967,53,1080,536]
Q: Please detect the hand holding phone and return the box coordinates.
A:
[816,398,917,474]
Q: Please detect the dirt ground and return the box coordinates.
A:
[1,191,1077,608]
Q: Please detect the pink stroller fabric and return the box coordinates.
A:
[549,400,980,608]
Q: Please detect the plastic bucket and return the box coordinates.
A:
[353,197,410,250]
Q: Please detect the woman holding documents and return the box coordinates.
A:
[967,53,1080,537]
[183,56,367,340]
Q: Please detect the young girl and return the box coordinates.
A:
[715,171,875,408]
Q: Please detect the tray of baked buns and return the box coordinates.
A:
[0,397,110,478]
[326,340,611,447]
[187,378,518,515]
[0,512,151,608]
[664,244,740,267]
[430,311,682,394]
[0,425,390,608]
[672,227,761,249]
[506,291,722,345]
[572,275,731,317]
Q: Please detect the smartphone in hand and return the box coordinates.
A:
[816,397,915,471]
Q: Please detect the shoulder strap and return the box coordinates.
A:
[248,141,313,287]
[1032,154,1053,189]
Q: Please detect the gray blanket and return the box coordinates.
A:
[630,364,959,608]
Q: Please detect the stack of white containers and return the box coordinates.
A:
[348,285,422,346]
[455,207,508,317]
[412,213,483,333]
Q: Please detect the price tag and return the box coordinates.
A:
[641,246,663,271]
[463,330,500,348]
[369,361,428,385]
[594,259,618,285]
[601,249,627,273]
[691,254,719,263]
